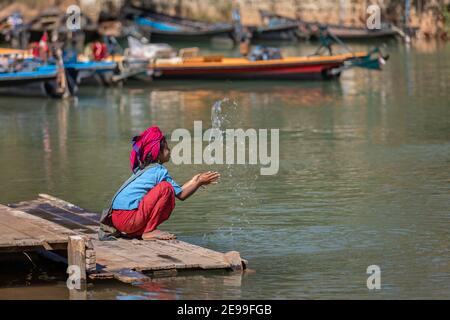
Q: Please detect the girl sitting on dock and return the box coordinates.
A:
[99,126,219,241]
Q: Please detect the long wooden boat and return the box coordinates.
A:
[0,48,70,97]
[150,51,376,81]
[248,23,302,42]
[122,5,235,42]
[258,11,398,41]
[0,47,120,96]
[303,21,398,41]
[0,64,76,98]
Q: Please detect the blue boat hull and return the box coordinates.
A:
[0,66,78,98]
[64,61,117,86]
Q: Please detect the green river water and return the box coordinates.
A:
[0,40,449,299]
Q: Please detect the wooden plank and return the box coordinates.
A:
[0,218,69,244]
[0,204,75,252]
[149,240,228,263]
[94,241,191,271]
[89,272,115,280]
[112,240,190,267]
[112,269,151,284]
[9,204,96,233]
[92,240,182,272]
[92,238,232,274]
[38,202,99,228]
[0,213,69,241]
[0,218,31,243]
[122,239,231,267]
[38,194,101,221]
[0,243,68,253]
[10,200,97,234]
[95,249,187,272]
[130,240,231,269]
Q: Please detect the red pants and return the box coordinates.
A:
[111,181,175,237]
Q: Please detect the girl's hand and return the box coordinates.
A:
[197,171,220,186]
[178,171,220,201]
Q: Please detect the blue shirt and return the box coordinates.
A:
[112,164,182,210]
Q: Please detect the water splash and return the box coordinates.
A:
[208,98,256,228]
[209,98,238,138]
[208,97,237,163]
[211,99,225,132]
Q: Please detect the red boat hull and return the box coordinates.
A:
[153,61,343,80]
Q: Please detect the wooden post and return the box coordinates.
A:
[67,235,87,293]
[55,47,70,98]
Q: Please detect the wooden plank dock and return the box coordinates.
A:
[0,204,75,252]
[1,194,246,285]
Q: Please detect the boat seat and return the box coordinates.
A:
[183,55,223,63]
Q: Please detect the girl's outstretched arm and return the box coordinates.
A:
[176,171,220,201]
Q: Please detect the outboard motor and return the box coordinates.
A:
[249,45,282,61]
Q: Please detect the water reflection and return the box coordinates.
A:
[128,272,243,300]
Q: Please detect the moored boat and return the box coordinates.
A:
[121,5,236,42]
[0,61,77,98]
[258,11,398,41]
[0,47,76,97]
[150,50,385,81]
[303,21,398,41]
[248,23,302,42]
[0,46,119,96]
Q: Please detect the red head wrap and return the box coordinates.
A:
[130,126,164,171]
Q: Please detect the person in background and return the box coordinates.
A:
[38,32,50,62]
[91,41,108,61]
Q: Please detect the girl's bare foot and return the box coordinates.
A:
[142,230,177,241]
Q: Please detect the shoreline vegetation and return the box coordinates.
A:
[0,0,449,41]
